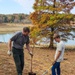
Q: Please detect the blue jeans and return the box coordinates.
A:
[51,62,60,75]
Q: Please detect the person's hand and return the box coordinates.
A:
[29,51,33,57]
[52,60,56,65]
[7,50,12,56]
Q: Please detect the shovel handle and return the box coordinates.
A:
[31,55,33,72]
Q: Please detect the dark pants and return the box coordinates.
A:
[12,47,24,75]
[51,62,60,75]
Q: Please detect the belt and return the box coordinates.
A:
[13,47,23,50]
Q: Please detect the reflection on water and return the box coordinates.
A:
[0,33,75,45]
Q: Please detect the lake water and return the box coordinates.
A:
[0,33,75,46]
[0,34,13,43]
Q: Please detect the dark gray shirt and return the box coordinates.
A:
[11,32,29,49]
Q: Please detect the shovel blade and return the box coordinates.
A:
[28,72,36,75]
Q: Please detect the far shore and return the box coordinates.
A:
[0,23,33,34]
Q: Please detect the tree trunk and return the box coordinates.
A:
[49,36,54,49]
[49,0,56,49]
[49,28,54,49]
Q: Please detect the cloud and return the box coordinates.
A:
[13,0,34,8]
[13,0,35,13]
[13,0,26,7]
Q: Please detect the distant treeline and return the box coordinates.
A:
[0,14,31,24]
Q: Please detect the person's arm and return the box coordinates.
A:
[8,33,18,50]
[8,32,19,50]
[7,39,13,56]
[26,44,31,53]
[26,36,30,53]
[7,32,19,56]
[8,39,12,51]
[55,51,61,61]
[26,44,33,56]
[52,51,61,65]
[52,43,62,65]
[26,36,33,56]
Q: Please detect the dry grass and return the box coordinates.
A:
[0,23,33,34]
[0,43,75,75]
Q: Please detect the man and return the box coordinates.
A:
[8,27,33,75]
[51,34,65,75]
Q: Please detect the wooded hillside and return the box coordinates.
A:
[0,14,31,24]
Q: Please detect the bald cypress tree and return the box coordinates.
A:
[30,0,75,48]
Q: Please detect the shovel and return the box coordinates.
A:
[28,55,36,75]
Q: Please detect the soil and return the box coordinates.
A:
[0,43,75,75]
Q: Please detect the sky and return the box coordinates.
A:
[0,0,75,14]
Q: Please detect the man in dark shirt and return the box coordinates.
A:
[8,27,33,75]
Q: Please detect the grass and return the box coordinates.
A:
[65,45,75,50]
[0,43,75,75]
[0,23,33,34]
